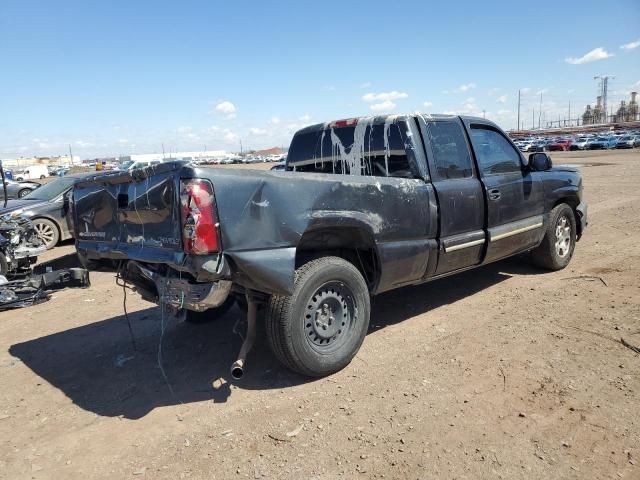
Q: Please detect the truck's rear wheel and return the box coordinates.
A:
[184,296,236,324]
[530,203,576,270]
[266,256,370,377]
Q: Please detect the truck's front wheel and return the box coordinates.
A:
[530,203,576,270]
[266,257,370,377]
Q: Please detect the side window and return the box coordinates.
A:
[426,121,473,179]
[367,122,414,178]
[470,127,522,175]
[288,121,415,178]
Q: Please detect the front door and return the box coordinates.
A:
[465,123,545,263]
[418,117,486,275]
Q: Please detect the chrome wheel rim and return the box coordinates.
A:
[554,215,571,258]
[304,281,356,354]
[18,190,29,198]
[35,222,55,247]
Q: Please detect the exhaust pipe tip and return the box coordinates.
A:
[230,360,244,380]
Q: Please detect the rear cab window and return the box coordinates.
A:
[287,117,420,178]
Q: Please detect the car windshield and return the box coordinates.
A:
[120,160,134,169]
[619,136,631,141]
[22,177,75,200]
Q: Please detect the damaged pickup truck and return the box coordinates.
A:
[72,114,587,378]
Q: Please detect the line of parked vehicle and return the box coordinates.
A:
[512,131,640,152]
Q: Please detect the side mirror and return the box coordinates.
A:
[528,152,552,171]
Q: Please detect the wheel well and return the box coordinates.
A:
[554,197,582,237]
[295,227,379,291]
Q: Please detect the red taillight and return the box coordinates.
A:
[328,118,358,128]
[180,179,220,254]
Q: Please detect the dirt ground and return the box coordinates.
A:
[1,150,639,480]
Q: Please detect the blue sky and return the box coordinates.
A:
[1,0,639,158]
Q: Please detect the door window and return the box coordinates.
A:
[288,121,415,178]
[426,121,473,179]
[470,127,523,175]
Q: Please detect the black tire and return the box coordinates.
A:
[18,189,31,198]
[531,203,576,271]
[33,218,60,249]
[266,256,370,377]
[39,175,46,179]
[184,296,236,324]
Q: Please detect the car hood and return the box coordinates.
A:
[0,198,49,215]
[551,165,579,173]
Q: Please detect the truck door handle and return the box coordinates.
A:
[488,189,501,200]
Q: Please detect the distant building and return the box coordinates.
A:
[0,154,80,168]
[583,91,638,125]
[118,150,229,163]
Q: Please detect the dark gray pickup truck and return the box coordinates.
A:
[72,114,587,378]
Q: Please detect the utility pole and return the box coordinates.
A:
[532,109,535,130]
[594,75,614,123]
[162,143,166,160]
[568,100,571,127]
[538,92,543,129]
[482,110,486,119]
[68,144,73,166]
[517,89,521,131]
[239,139,243,156]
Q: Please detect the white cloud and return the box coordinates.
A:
[176,126,192,133]
[497,94,508,104]
[215,100,237,118]
[423,101,433,108]
[224,131,238,142]
[455,83,476,93]
[520,87,531,94]
[565,47,613,64]
[369,100,396,112]
[269,116,280,125]
[75,140,93,148]
[536,89,549,95]
[298,113,311,122]
[620,39,640,50]
[249,127,267,135]
[360,82,372,88]
[362,91,408,102]
[117,139,129,144]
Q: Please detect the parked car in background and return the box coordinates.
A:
[270,161,286,171]
[1,179,40,199]
[614,135,638,149]
[570,137,589,150]
[0,173,101,249]
[14,165,48,180]
[529,141,546,152]
[586,137,616,150]
[546,139,572,151]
